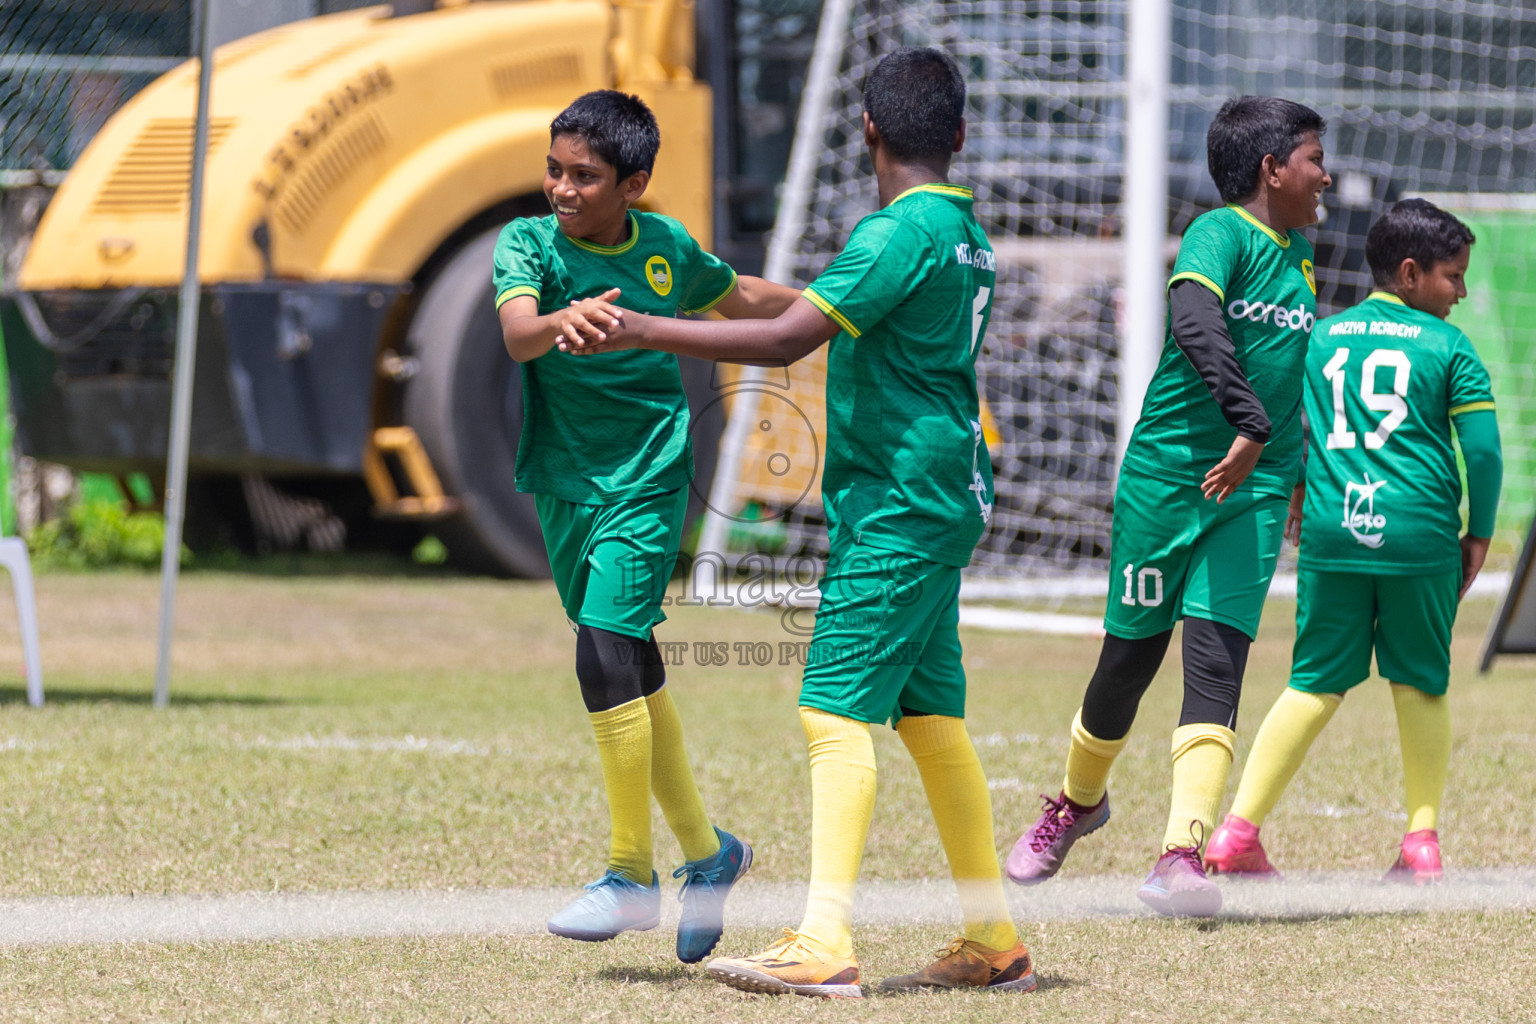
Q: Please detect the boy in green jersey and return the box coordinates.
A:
[563,48,1032,999]
[494,90,798,963]
[1006,97,1331,917]
[1206,199,1502,884]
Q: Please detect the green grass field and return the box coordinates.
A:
[0,569,1532,1021]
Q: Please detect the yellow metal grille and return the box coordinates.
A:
[272,109,389,234]
[489,51,583,99]
[91,117,237,216]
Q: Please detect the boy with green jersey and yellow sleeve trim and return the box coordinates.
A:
[494,90,799,965]
[560,48,1033,1001]
[495,211,739,506]
[1208,199,1502,885]
[1006,96,1332,918]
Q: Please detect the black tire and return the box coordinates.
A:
[403,228,549,577]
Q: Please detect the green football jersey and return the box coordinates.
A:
[1299,291,1495,574]
[492,211,738,502]
[1124,204,1317,495]
[801,183,996,568]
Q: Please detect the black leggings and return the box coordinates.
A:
[574,624,666,713]
[1078,618,1251,741]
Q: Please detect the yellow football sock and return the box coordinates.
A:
[795,707,876,959]
[1391,684,1451,833]
[1062,708,1128,807]
[897,714,1018,952]
[1229,688,1342,826]
[589,698,653,884]
[644,687,720,863]
[1162,723,1236,850]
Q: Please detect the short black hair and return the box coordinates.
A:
[862,47,966,161]
[549,90,659,181]
[1365,199,1475,287]
[1206,96,1326,203]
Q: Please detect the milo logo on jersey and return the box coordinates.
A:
[1226,297,1316,333]
[1341,473,1387,548]
[968,419,993,525]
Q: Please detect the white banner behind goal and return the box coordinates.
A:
[697,0,1536,606]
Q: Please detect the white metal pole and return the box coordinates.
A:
[691,0,855,596]
[1117,0,1172,466]
[153,0,216,709]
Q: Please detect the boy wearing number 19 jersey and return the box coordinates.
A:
[562,47,1032,999]
[1007,96,1331,917]
[1207,200,1502,883]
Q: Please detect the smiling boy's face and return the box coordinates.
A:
[1266,131,1331,231]
[543,134,646,241]
[1397,244,1470,320]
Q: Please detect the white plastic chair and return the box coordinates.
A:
[0,536,41,706]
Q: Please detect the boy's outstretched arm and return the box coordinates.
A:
[499,289,623,362]
[1455,408,1503,597]
[711,276,802,320]
[1167,280,1274,502]
[565,297,839,366]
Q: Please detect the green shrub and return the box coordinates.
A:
[26,499,189,570]
[411,535,448,565]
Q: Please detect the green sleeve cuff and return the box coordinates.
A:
[1168,271,1224,302]
[1456,409,1502,537]
[802,287,861,338]
[496,285,540,309]
[682,270,738,315]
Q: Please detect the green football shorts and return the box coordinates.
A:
[1289,567,1461,696]
[799,547,966,726]
[535,487,687,639]
[1102,468,1288,641]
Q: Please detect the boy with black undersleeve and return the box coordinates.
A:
[1004,96,1331,917]
[494,89,798,963]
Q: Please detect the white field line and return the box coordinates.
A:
[237,734,503,756]
[959,605,1104,636]
[954,570,1512,636]
[959,570,1511,603]
[2,871,1536,946]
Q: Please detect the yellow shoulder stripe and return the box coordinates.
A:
[496,285,540,309]
[1450,401,1497,417]
[1168,271,1224,302]
[803,287,861,338]
[891,182,975,205]
[1225,204,1291,248]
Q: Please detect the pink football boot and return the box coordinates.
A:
[1204,814,1282,879]
[1383,829,1443,885]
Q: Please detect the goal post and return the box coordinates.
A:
[696,0,1536,613]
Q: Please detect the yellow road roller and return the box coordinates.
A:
[2,0,716,575]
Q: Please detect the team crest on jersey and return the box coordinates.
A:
[645,255,673,296]
[1342,473,1387,548]
[1301,259,1316,295]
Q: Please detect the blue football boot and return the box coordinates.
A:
[673,827,754,963]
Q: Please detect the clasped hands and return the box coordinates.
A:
[551,288,635,355]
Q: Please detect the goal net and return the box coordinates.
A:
[702,0,1536,605]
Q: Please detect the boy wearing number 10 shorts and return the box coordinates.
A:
[494,90,799,963]
[561,48,1032,999]
[1206,199,1502,883]
[1006,96,1331,916]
